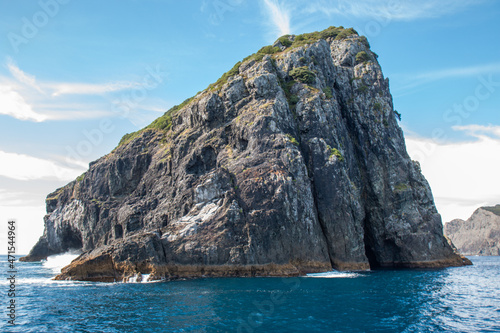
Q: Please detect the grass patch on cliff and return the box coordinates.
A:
[116,96,196,148]
[484,205,500,216]
[76,172,86,182]
[355,51,371,64]
[323,87,333,99]
[327,145,344,161]
[286,134,299,146]
[394,183,409,192]
[284,26,359,49]
[289,66,316,84]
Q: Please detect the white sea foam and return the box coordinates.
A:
[305,271,360,278]
[126,273,153,283]
[42,251,81,274]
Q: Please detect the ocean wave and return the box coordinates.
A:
[305,271,361,278]
[42,251,81,274]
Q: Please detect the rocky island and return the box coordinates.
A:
[445,205,500,256]
[22,26,470,282]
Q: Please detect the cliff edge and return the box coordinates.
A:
[445,205,500,256]
[21,27,469,281]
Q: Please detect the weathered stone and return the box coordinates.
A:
[445,206,500,256]
[22,27,468,279]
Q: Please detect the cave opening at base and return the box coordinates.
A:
[60,226,83,252]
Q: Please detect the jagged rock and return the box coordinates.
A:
[22,26,468,281]
[445,205,500,256]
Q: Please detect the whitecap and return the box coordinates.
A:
[42,251,81,274]
[305,271,360,278]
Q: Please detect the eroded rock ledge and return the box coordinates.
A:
[23,26,469,282]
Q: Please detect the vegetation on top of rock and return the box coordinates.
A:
[116,25,363,149]
[484,205,500,216]
[117,96,196,148]
[327,145,344,161]
[289,66,316,84]
[277,35,293,47]
[76,172,86,182]
[283,26,359,49]
[355,51,371,63]
[359,36,370,48]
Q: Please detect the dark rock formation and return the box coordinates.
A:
[21,27,468,281]
[445,205,500,256]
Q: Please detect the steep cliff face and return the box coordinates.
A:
[445,206,500,256]
[22,27,468,281]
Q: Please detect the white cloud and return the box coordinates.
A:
[405,126,500,222]
[260,0,292,38]
[48,81,139,97]
[0,150,85,181]
[0,59,153,122]
[0,85,48,122]
[303,0,484,21]
[7,59,44,93]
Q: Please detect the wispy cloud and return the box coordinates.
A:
[405,125,500,222]
[260,0,292,38]
[7,58,44,94]
[0,150,85,181]
[0,59,150,122]
[0,85,47,122]
[48,81,139,97]
[414,62,500,82]
[303,0,485,21]
[453,124,500,139]
[392,62,500,94]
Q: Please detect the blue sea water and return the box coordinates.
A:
[0,255,499,332]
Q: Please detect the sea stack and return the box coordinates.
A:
[21,26,469,282]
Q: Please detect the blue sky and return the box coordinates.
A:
[1,0,499,253]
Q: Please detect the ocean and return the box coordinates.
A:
[1,255,499,332]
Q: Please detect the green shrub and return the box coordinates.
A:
[299,57,306,63]
[334,28,358,40]
[289,66,316,84]
[358,85,368,93]
[373,102,382,112]
[323,87,333,99]
[359,36,370,48]
[209,61,241,91]
[278,35,293,48]
[286,134,299,146]
[394,183,409,192]
[311,55,319,66]
[355,51,371,63]
[280,80,299,110]
[76,172,86,182]
[327,145,344,161]
[484,205,500,216]
[394,110,402,121]
[258,45,280,55]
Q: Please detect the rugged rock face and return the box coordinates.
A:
[22,27,468,281]
[445,206,500,256]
